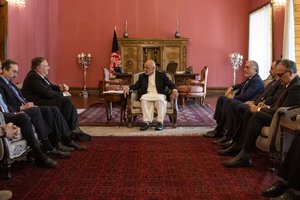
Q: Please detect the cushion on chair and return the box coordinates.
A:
[189,85,204,93]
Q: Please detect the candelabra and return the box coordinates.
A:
[77,52,91,97]
[229,52,243,85]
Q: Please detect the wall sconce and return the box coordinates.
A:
[272,0,285,7]
[6,0,26,8]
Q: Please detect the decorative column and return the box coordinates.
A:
[229,52,243,85]
[77,52,91,97]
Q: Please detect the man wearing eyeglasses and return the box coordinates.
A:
[204,60,264,138]
[223,59,300,168]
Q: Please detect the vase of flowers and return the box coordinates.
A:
[229,52,243,85]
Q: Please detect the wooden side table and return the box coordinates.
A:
[279,122,300,163]
[103,92,126,125]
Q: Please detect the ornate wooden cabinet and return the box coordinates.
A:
[118,38,188,74]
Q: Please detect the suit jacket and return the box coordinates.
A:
[254,79,282,106]
[129,71,177,100]
[261,76,300,115]
[232,73,264,102]
[21,70,63,105]
[0,77,26,112]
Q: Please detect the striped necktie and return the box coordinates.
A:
[7,82,27,105]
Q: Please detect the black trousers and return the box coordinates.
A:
[40,106,72,145]
[213,96,231,131]
[278,134,300,190]
[3,112,45,158]
[224,99,246,138]
[22,107,52,140]
[42,96,78,130]
[241,111,273,153]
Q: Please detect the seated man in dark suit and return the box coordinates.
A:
[223,59,300,168]
[261,133,300,199]
[0,59,86,151]
[21,57,91,142]
[124,59,177,131]
[203,60,264,138]
[216,61,282,150]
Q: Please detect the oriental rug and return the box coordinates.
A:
[1,137,276,200]
[78,102,216,127]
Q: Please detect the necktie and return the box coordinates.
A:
[273,87,287,108]
[7,82,27,105]
[256,80,277,103]
[0,94,9,112]
[42,76,51,85]
[236,79,249,95]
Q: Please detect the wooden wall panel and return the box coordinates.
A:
[295,1,300,71]
[0,1,7,61]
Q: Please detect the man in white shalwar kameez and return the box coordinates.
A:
[124,60,177,131]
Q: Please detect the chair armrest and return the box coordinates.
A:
[277,105,300,117]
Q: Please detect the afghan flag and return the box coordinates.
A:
[109,29,122,77]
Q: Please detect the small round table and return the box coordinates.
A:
[103,92,126,125]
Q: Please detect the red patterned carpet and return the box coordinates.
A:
[1,136,277,200]
[78,102,216,127]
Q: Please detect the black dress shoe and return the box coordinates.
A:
[270,191,300,200]
[203,129,218,137]
[72,127,92,142]
[56,142,75,152]
[203,129,223,138]
[45,148,70,159]
[140,122,149,131]
[65,140,87,151]
[212,136,228,144]
[35,155,58,168]
[218,139,233,148]
[155,123,164,131]
[223,157,252,168]
[217,142,241,156]
[261,180,288,197]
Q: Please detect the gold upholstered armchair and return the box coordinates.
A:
[255,106,300,169]
[126,71,178,128]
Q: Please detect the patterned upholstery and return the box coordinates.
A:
[127,71,178,128]
[0,113,33,179]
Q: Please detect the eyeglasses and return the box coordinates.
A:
[276,71,289,78]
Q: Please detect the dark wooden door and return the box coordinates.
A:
[0,0,8,62]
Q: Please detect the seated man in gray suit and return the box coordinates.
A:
[124,60,177,131]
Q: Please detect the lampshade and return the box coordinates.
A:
[6,0,26,8]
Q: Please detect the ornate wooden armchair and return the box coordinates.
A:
[127,71,178,128]
[178,66,208,107]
